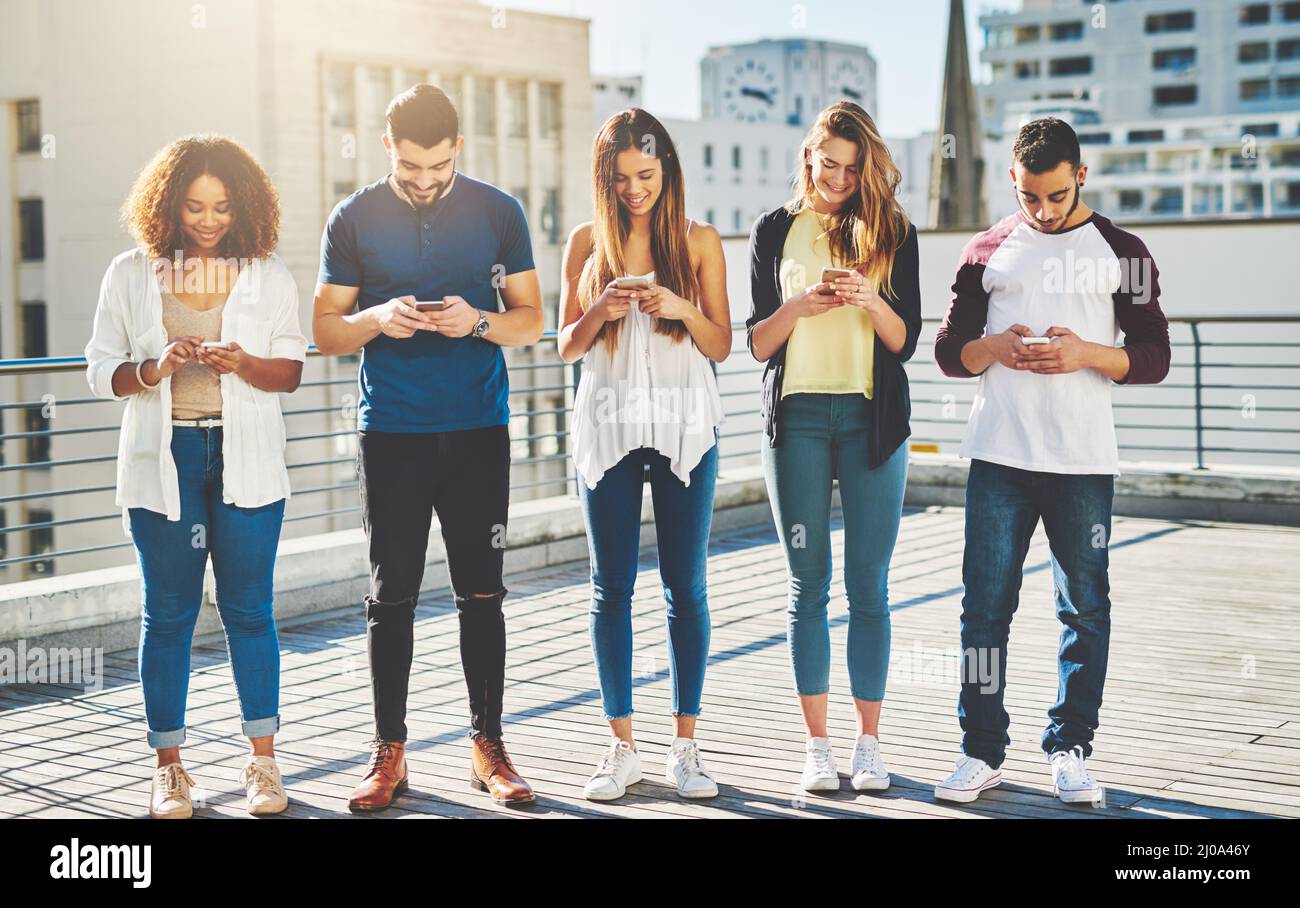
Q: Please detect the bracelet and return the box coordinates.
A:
[135,359,160,390]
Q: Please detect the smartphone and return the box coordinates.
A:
[1022,336,1052,345]
[820,267,856,283]
[613,276,652,290]
[413,300,448,312]
[200,341,231,349]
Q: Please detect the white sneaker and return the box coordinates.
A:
[1049,746,1103,804]
[665,737,719,799]
[583,738,642,801]
[240,754,289,815]
[801,737,840,792]
[849,733,891,791]
[934,754,1002,803]
[149,762,196,819]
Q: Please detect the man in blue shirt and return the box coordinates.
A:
[313,83,543,809]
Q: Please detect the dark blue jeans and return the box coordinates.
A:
[128,426,285,748]
[958,458,1113,769]
[577,444,717,720]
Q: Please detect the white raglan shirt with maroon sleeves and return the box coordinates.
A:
[949,211,1163,476]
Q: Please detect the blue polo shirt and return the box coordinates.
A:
[318,173,535,433]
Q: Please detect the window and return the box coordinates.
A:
[1146,11,1195,33]
[19,199,44,261]
[326,62,355,128]
[1152,187,1184,213]
[1118,189,1143,212]
[16,99,40,153]
[21,302,46,357]
[1280,76,1300,97]
[1279,39,1300,61]
[703,143,713,167]
[1049,21,1083,41]
[732,209,742,231]
[1014,60,1041,80]
[1284,1,1300,22]
[473,77,496,136]
[1049,56,1093,76]
[538,83,561,139]
[1240,79,1272,101]
[1153,84,1198,106]
[1128,128,1165,143]
[1078,132,1111,145]
[541,187,560,246]
[1153,47,1197,71]
[1239,42,1270,63]
[27,508,53,577]
[24,411,49,467]
[760,146,770,171]
[1239,3,1270,25]
[1014,24,1040,44]
[505,80,528,139]
[1286,182,1300,207]
[705,208,715,225]
[1242,122,1280,137]
[732,145,742,170]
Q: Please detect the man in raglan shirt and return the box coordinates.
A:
[931,117,1171,805]
[313,84,543,809]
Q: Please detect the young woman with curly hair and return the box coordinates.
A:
[84,134,308,818]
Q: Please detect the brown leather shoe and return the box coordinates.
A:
[470,734,535,806]
[347,738,408,812]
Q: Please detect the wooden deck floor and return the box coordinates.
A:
[2,507,1298,820]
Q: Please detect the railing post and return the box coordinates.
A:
[1191,321,1205,470]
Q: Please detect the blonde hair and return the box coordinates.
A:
[579,108,698,354]
[787,101,909,298]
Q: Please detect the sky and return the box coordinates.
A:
[495,0,1006,138]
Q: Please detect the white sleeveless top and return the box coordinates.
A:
[571,263,725,489]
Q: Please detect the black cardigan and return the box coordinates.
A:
[744,206,923,470]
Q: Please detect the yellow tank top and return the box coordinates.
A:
[780,207,874,399]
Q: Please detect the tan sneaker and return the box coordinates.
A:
[240,754,289,815]
[149,762,196,819]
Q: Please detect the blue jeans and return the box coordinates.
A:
[762,393,908,702]
[128,426,285,748]
[958,458,1114,769]
[578,443,717,720]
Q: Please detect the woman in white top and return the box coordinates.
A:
[558,108,731,801]
[84,135,308,819]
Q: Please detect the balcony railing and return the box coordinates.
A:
[1,316,1297,580]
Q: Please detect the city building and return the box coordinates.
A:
[977,0,1300,221]
[0,0,592,578]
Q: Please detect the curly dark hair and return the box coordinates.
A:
[121,134,280,260]
[1013,117,1081,175]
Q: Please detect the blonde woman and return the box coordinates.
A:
[558,108,731,801]
[746,101,921,793]
[85,135,307,818]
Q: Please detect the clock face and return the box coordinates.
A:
[723,57,779,122]
[831,57,867,105]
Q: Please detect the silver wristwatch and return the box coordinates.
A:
[472,310,490,339]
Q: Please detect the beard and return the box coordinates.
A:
[394,170,453,208]
[1016,179,1081,233]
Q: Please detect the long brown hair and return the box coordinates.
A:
[787,101,908,298]
[121,134,280,261]
[579,108,698,353]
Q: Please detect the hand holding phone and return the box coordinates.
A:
[413,300,449,312]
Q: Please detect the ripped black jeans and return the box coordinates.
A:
[357,425,511,743]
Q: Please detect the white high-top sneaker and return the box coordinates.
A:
[934,754,1002,803]
[149,762,197,819]
[665,737,719,799]
[800,736,840,792]
[241,754,289,815]
[1049,746,1103,804]
[583,738,642,801]
[849,733,891,791]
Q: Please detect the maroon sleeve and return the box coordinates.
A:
[1094,217,1171,385]
[934,216,1018,378]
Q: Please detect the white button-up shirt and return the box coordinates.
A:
[84,248,309,534]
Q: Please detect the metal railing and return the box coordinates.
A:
[1,315,1297,579]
